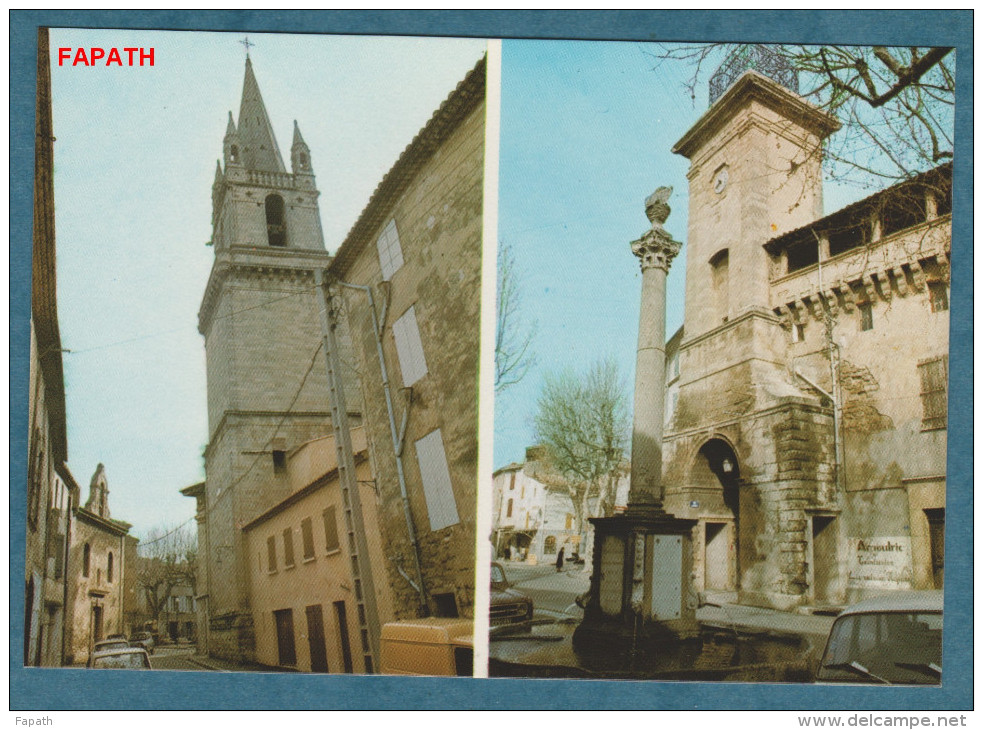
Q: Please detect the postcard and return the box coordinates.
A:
[11,10,972,714]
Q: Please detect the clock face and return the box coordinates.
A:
[713,167,729,194]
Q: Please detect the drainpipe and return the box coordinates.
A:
[813,237,845,493]
[336,280,428,613]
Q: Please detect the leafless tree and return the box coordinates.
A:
[495,241,536,392]
[648,44,954,187]
[136,524,197,631]
[533,359,630,550]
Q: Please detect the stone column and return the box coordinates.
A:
[628,187,681,508]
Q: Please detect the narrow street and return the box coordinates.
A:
[150,644,214,671]
[497,560,588,620]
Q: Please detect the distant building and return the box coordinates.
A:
[65,465,131,665]
[159,584,197,643]
[658,61,950,609]
[25,26,72,668]
[242,428,393,672]
[328,57,485,621]
[492,446,628,564]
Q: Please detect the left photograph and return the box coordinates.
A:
[27,27,486,674]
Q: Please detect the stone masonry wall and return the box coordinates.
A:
[337,101,484,620]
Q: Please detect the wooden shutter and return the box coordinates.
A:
[918,356,948,430]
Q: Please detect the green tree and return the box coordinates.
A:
[533,359,630,552]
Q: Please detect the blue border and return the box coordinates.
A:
[10,10,972,711]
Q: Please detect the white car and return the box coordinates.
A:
[88,646,152,670]
[816,590,942,685]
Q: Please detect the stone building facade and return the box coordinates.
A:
[192,57,361,662]
[328,57,485,621]
[492,448,629,564]
[65,465,131,665]
[659,69,950,610]
[25,26,72,668]
[242,429,394,673]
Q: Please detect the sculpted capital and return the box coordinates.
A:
[631,186,681,272]
[631,229,682,272]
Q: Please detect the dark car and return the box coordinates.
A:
[816,590,942,685]
[89,647,152,669]
[490,562,534,633]
[129,631,156,655]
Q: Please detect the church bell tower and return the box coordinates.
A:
[197,55,357,661]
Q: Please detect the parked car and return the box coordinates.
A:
[92,638,130,654]
[88,647,152,669]
[815,590,942,685]
[490,561,534,633]
[129,631,156,655]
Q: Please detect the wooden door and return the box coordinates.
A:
[333,601,354,674]
[305,605,329,673]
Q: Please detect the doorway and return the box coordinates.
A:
[273,608,296,667]
[925,508,944,588]
[91,604,104,644]
[305,604,329,673]
[333,600,354,674]
[811,515,838,603]
[693,439,741,591]
[704,522,732,591]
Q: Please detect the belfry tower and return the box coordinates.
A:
[197,56,359,661]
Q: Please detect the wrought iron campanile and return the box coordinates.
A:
[708,44,798,105]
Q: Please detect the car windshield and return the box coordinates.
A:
[490,564,506,584]
[818,611,942,685]
[92,652,149,669]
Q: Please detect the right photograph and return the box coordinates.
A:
[490,40,952,682]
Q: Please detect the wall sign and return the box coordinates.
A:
[847,536,913,590]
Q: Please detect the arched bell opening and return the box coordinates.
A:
[265,193,287,247]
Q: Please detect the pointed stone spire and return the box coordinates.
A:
[214,159,224,185]
[236,56,286,173]
[223,111,241,167]
[292,119,305,146]
[291,119,313,175]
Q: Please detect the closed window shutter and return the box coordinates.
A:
[301,517,315,560]
[282,527,294,567]
[322,506,340,553]
[393,305,428,386]
[376,219,404,281]
[415,429,460,532]
[918,356,948,430]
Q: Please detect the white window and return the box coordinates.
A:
[415,429,460,532]
[393,305,428,386]
[376,218,404,281]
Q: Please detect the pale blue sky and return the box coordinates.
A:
[492,39,926,468]
[49,28,486,539]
